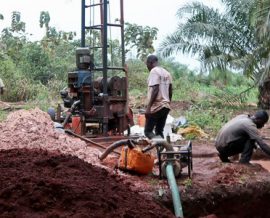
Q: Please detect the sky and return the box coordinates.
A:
[0,0,222,70]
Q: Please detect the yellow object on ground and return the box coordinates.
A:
[177,125,208,138]
[118,147,155,175]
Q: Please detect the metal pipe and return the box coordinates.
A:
[81,0,85,47]
[120,0,125,67]
[166,163,184,218]
[65,129,120,155]
[102,0,109,136]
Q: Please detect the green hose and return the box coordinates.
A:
[166,162,184,218]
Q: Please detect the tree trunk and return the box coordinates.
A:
[258,78,270,109]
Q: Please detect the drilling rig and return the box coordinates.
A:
[54,0,133,137]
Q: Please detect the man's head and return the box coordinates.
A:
[146,55,158,71]
[253,110,269,129]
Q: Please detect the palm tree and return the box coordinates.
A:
[159,1,259,74]
[252,0,270,108]
[158,0,270,107]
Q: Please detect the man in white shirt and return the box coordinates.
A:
[144,55,172,139]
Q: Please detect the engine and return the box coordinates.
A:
[60,47,133,136]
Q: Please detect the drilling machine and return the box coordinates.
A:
[55,0,133,137]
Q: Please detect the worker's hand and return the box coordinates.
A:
[145,108,151,118]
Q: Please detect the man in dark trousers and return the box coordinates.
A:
[215,110,270,163]
[144,55,172,139]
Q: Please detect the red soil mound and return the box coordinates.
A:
[0,149,174,217]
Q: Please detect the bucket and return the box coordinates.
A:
[72,116,82,135]
[137,114,146,127]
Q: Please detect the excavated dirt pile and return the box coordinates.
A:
[0,108,175,217]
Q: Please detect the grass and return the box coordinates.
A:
[0,110,8,121]
[0,69,259,138]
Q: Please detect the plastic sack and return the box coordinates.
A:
[118,147,155,175]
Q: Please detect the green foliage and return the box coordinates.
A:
[0,8,262,137]
[11,11,25,33]
[182,178,192,189]
[28,82,62,112]
[39,11,50,36]
[125,22,158,61]
[0,110,8,122]
[126,59,148,91]
[19,42,52,84]
[158,0,267,84]
[0,57,35,101]
[184,108,233,134]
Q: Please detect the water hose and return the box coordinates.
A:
[166,162,184,218]
[98,139,136,160]
[149,137,174,152]
[62,100,81,128]
[150,138,184,218]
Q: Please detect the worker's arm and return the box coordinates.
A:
[257,139,270,156]
[145,84,159,117]
[245,123,270,155]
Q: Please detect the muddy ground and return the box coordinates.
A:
[1,104,270,218]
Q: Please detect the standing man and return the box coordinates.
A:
[215,110,270,164]
[144,55,172,139]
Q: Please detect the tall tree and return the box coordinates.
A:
[1,11,26,64]
[124,22,158,61]
[251,0,270,107]
[159,1,258,75]
[158,0,270,107]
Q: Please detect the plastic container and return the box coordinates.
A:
[137,114,146,127]
[72,116,82,135]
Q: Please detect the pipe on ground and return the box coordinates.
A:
[151,138,184,218]
[166,162,184,218]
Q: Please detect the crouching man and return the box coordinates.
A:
[215,110,270,164]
